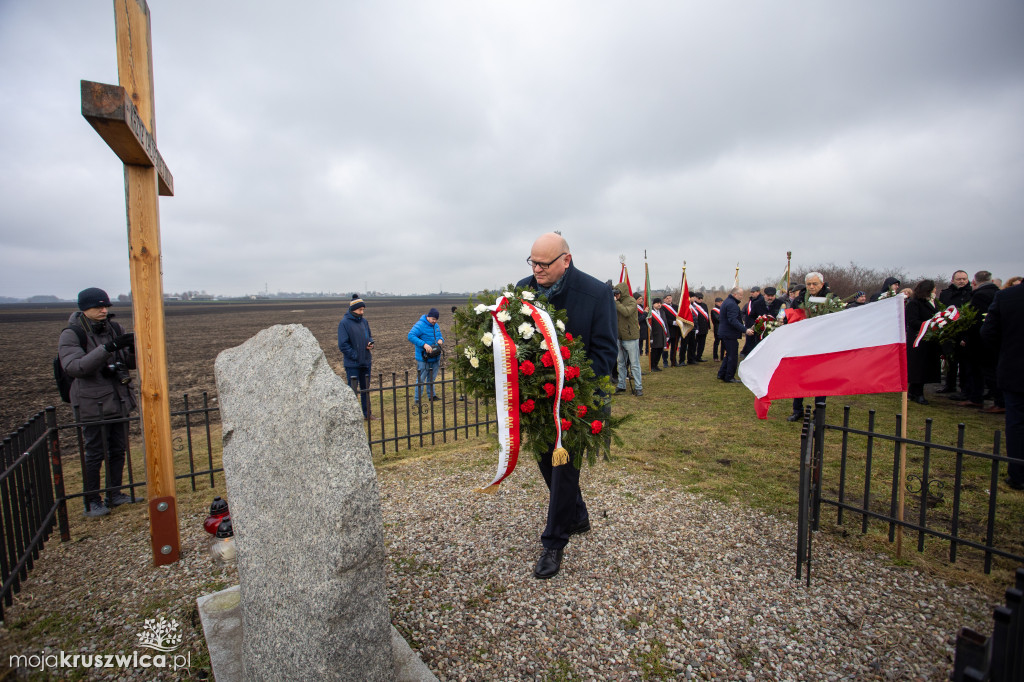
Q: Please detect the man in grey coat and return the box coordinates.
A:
[58,287,141,517]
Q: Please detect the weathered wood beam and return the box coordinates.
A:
[81,79,174,197]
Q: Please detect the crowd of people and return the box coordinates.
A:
[59,249,1020,580]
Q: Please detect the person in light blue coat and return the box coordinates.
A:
[408,307,445,406]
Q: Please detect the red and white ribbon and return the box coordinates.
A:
[913,305,960,348]
[478,296,570,491]
[478,296,520,492]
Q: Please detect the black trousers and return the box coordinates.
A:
[1006,390,1024,485]
[537,452,588,550]
[651,347,665,368]
[346,366,372,417]
[687,332,708,362]
[717,338,739,380]
[712,334,722,360]
[82,420,127,505]
[667,332,682,365]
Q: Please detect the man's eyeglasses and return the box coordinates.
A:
[526,252,567,270]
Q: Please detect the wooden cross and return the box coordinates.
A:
[81,0,180,566]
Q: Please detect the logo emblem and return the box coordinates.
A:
[136,617,183,652]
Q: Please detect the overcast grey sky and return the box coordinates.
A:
[1,1,1022,300]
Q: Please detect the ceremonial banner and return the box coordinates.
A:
[676,270,694,338]
[738,295,907,419]
[619,262,633,296]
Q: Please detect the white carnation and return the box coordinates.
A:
[469,356,480,368]
[496,310,511,323]
[521,290,535,301]
[502,291,514,299]
[517,323,535,340]
[540,339,548,350]
[481,332,494,347]
[463,347,476,359]
[474,304,488,314]
[555,320,565,332]
[520,305,532,315]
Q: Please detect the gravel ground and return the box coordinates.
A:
[381,457,994,681]
[1,454,996,681]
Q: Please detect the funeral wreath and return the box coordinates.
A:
[453,285,625,487]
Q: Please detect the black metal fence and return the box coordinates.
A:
[348,367,498,454]
[1,394,223,620]
[951,567,1024,681]
[1,374,497,617]
[797,404,1024,584]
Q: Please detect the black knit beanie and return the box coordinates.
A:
[78,287,111,311]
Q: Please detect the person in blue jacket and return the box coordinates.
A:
[408,307,445,408]
[337,294,375,419]
[517,232,618,580]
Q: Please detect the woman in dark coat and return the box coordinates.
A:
[906,280,941,404]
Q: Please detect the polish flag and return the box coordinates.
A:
[738,295,908,419]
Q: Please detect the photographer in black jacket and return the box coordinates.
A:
[58,288,141,517]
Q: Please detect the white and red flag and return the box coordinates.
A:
[619,262,633,296]
[676,269,695,337]
[738,294,908,419]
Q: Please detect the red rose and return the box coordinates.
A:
[565,366,580,380]
[576,405,588,418]
[590,420,603,435]
[560,346,571,360]
[565,333,573,341]
[520,360,535,376]
[520,399,535,414]
[543,383,555,397]
[541,352,554,367]
[561,387,575,402]
[561,418,572,431]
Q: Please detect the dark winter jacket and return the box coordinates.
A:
[744,295,768,327]
[648,306,667,348]
[905,297,941,385]
[870,277,901,302]
[58,312,137,421]
[518,261,618,379]
[337,311,374,369]
[980,283,1024,393]
[408,314,445,363]
[718,295,746,340]
[965,282,1000,361]
[938,283,972,309]
[691,300,710,335]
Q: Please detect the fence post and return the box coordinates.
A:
[45,408,70,542]
[796,406,813,584]
[811,401,826,531]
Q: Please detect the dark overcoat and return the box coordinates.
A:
[905,297,941,384]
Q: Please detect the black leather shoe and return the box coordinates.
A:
[911,395,929,405]
[1005,477,1024,491]
[614,387,626,394]
[946,393,967,401]
[568,518,591,536]
[786,412,802,422]
[935,387,955,394]
[652,367,662,372]
[534,548,564,579]
[696,358,708,363]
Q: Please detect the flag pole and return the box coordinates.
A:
[645,250,651,372]
[896,390,908,559]
[786,251,792,292]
